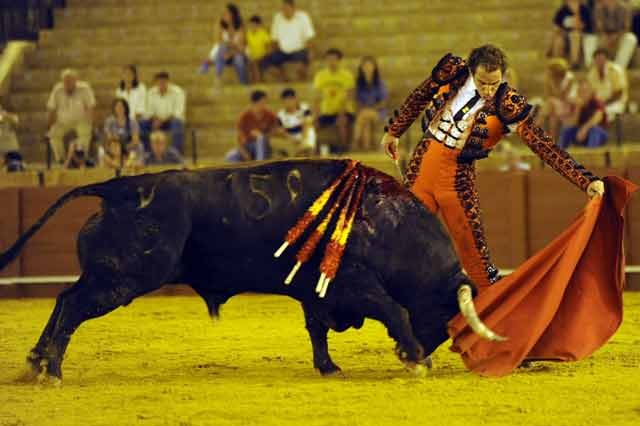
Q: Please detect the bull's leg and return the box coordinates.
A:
[302,303,341,376]
[358,288,425,368]
[20,273,162,383]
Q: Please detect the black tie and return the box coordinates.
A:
[453,90,481,122]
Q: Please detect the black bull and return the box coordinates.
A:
[0,159,503,382]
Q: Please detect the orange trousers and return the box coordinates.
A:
[407,138,498,288]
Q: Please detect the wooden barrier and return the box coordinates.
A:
[477,171,528,268]
[0,171,40,188]
[43,168,116,187]
[628,167,640,290]
[0,188,20,277]
[19,186,101,276]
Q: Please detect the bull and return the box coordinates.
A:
[0,159,503,383]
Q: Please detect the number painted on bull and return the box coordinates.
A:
[286,169,303,204]
[248,174,274,219]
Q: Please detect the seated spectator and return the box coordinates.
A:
[313,48,355,151]
[262,0,315,81]
[145,131,183,166]
[538,58,578,141]
[353,56,388,152]
[98,135,144,169]
[277,88,316,155]
[592,0,637,68]
[47,69,96,163]
[143,72,186,153]
[64,142,95,169]
[3,151,25,173]
[104,98,142,151]
[115,64,147,120]
[587,48,628,121]
[200,4,248,85]
[497,142,532,172]
[246,15,272,83]
[0,105,20,158]
[559,80,608,148]
[549,0,593,68]
[226,90,287,162]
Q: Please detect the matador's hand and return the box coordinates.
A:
[381,133,399,161]
[587,180,605,199]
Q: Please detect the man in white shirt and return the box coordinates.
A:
[587,48,628,120]
[46,69,96,162]
[277,88,316,155]
[143,72,186,153]
[262,0,315,81]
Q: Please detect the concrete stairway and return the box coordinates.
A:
[5,0,637,163]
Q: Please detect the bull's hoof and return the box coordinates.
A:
[38,374,62,387]
[317,362,342,377]
[404,362,428,378]
[424,356,433,370]
[14,362,42,384]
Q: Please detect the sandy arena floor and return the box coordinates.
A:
[0,293,639,426]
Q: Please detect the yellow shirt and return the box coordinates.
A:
[246,28,271,61]
[313,67,355,115]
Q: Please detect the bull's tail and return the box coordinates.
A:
[0,182,111,272]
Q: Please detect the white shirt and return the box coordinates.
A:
[46,81,96,125]
[429,76,486,148]
[278,102,311,135]
[146,83,186,121]
[116,83,147,119]
[271,10,315,53]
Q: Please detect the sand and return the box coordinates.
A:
[0,293,639,426]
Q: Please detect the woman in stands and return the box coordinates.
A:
[200,3,249,85]
[102,98,144,167]
[115,65,147,121]
[353,56,389,152]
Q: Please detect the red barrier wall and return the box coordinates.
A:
[0,188,21,278]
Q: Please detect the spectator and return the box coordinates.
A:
[200,3,248,85]
[497,142,532,172]
[592,0,637,68]
[559,80,608,148]
[0,105,20,158]
[539,58,578,141]
[46,69,96,163]
[143,72,186,153]
[587,48,628,121]
[277,88,316,155]
[115,64,146,120]
[145,130,183,166]
[226,90,285,162]
[246,15,272,83]
[98,135,143,169]
[3,151,25,173]
[262,0,315,81]
[64,142,95,169]
[313,48,355,151]
[353,56,388,151]
[549,0,593,68]
[104,98,142,151]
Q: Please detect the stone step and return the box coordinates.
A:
[54,7,551,30]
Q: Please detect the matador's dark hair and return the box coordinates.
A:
[467,44,508,74]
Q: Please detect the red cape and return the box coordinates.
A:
[447,176,638,376]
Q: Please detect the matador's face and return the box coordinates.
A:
[472,65,503,100]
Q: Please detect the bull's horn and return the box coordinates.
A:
[457,285,507,342]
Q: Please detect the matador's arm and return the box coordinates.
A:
[496,84,599,192]
[386,53,468,138]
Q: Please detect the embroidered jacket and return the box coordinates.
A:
[385,53,598,191]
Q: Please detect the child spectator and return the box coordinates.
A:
[313,48,355,152]
[145,130,183,166]
[98,135,144,169]
[559,80,608,148]
[200,3,248,85]
[226,90,286,162]
[246,15,272,83]
[115,65,147,120]
[353,56,388,152]
[277,88,316,155]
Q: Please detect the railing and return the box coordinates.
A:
[0,0,65,48]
